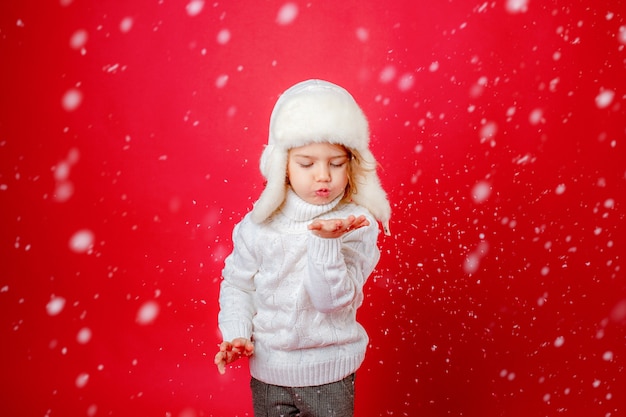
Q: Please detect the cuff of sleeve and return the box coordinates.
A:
[219,321,252,342]
[308,235,341,263]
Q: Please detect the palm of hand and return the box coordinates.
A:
[308,215,369,238]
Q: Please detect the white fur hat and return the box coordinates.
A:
[250,79,391,235]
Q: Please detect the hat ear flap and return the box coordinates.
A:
[351,149,391,235]
[251,146,288,224]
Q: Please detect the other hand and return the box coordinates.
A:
[214,337,254,375]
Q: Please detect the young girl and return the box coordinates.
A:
[214,79,391,417]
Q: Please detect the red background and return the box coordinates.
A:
[1,1,625,416]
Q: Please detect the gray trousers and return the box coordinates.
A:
[250,374,355,417]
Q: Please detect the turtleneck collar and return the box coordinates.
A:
[279,188,343,222]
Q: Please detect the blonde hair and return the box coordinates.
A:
[344,147,374,202]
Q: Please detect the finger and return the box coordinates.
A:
[233,338,252,353]
[342,217,355,230]
[216,349,231,361]
[232,339,244,350]
[232,346,247,356]
[351,216,368,228]
[355,217,369,229]
[214,351,226,367]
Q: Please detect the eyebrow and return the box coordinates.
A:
[291,153,348,160]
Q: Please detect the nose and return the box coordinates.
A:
[316,165,331,182]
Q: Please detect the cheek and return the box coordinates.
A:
[286,166,304,185]
[339,168,349,183]
[286,161,297,180]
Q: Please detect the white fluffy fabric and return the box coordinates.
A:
[251,79,391,235]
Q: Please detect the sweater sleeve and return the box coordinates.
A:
[304,213,381,313]
[217,216,258,342]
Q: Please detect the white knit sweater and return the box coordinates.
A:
[218,189,381,387]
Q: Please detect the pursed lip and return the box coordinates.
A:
[315,188,330,197]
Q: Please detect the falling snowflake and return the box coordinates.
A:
[186,0,205,16]
[120,17,134,33]
[69,229,95,253]
[136,300,160,325]
[62,88,83,112]
[595,89,615,109]
[46,296,66,316]
[505,0,529,14]
[471,181,492,203]
[217,28,231,45]
[276,3,298,25]
[75,372,89,388]
[69,29,88,50]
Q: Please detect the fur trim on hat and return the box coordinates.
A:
[251,144,289,225]
[251,79,391,235]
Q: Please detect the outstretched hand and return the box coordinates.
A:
[308,215,370,239]
[214,338,254,375]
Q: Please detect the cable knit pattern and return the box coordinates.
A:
[218,189,381,387]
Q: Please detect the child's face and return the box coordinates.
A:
[287,142,350,206]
